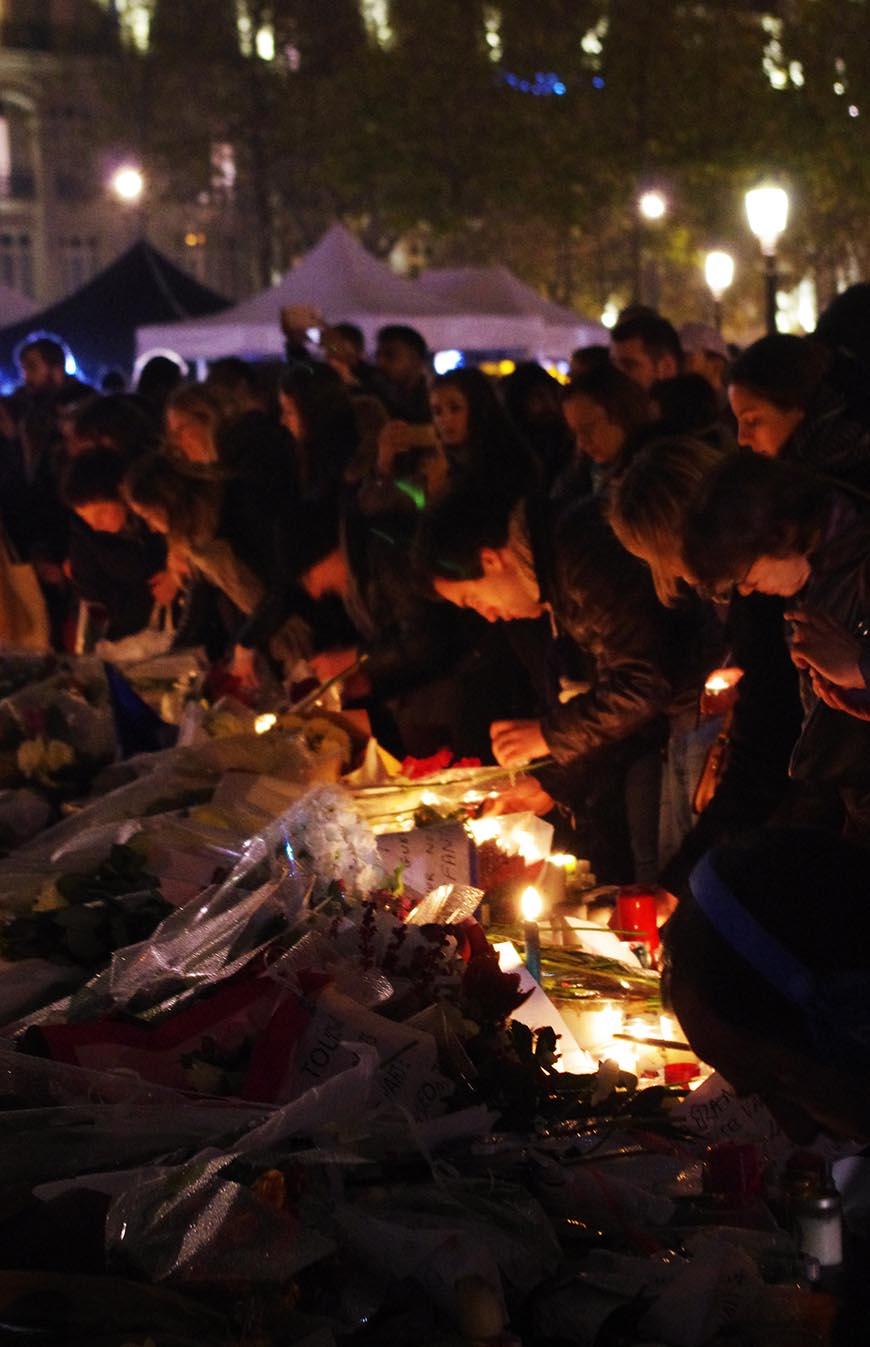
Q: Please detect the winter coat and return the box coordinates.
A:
[527,494,674,767]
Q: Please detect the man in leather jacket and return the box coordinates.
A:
[416,482,681,882]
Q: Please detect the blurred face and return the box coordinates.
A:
[432,547,543,623]
[562,392,626,466]
[728,384,804,457]
[736,552,811,598]
[430,384,470,447]
[74,501,127,534]
[278,391,303,442]
[376,338,423,390]
[20,349,62,392]
[684,349,728,393]
[611,337,678,392]
[166,409,215,463]
[671,976,870,1143]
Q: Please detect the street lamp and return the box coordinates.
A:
[634,190,668,305]
[745,184,789,335]
[638,189,667,222]
[704,250,735,333]
[110,164,145,204]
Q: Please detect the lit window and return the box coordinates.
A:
[237,2,253,56]
[114,1,152,53]
[255,24,275,60]
[360,0,393,49]
[580,16,608,68]
[483,6,502,63]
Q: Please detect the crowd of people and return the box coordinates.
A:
[1,281,870,1140]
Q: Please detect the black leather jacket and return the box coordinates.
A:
[528,495,674,766]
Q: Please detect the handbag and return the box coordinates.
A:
[0,530,51,652]
[96,603,175,665]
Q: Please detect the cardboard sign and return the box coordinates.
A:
[377,822,475,899]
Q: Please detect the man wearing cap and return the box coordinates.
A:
[679,323,731,405]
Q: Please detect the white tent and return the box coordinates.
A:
[0,282,38,327]
[136,224,605,363]
[136,224,462,361]
[417,264,605,354]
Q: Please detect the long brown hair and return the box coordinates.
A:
[123,451,223,548]
[608,435,731,604]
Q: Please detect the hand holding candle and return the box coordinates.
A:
[701,666,743,717]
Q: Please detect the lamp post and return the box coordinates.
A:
[745,184,789,335]
[704,250,735,333]
[109,164,146,241]
[634,190,668,307]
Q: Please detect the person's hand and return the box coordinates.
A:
[479,774,555,817]
[786,607,865,689]
[376,420,417,474]
[654,888,680,924]
[309,648,359,685]
[810,671,870,721]
[229,644,259,693]
[491,719,549,769]
[149,569,179,607]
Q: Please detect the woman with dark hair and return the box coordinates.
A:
[429,367,539,497]
[684,451,870,843]
[728,333,870,488]
[663,827,870,1142]
[62,448,168,640]
[123,453,306,687]
[278,363,359,500]
[500,362,573,486]
[556,365,651,500]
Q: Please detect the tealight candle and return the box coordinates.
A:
[521,885,542,982]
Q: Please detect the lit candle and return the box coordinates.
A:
[521,885,542,982]
[254,713,277,735]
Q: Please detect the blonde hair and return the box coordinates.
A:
[608,436,732,605]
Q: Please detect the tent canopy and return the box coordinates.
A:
[136,223,605,363]
[417,263,605,354]
[137,223,458,361]
[0,241,229,384]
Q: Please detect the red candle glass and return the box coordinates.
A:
[614,888,660,954]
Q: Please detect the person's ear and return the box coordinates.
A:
[479,547,506,575]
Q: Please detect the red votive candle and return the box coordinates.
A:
[704,1142,763,1200]
[614,889,660,954]
[665,1061,699,1086]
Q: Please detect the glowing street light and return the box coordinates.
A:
[745,183,789,334]
[704,250,735,332]
[638,189,668,221]
[110,164,145,204]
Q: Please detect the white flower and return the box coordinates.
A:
[283,785,384,898]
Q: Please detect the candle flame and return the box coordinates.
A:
[521,886,543,921]
[704,666,744,694]
[254,713,277,734]
[466,816,501,845]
